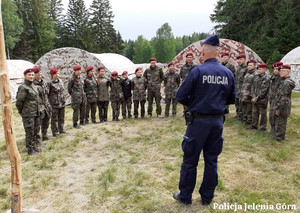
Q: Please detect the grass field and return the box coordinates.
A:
[0,93,300,213]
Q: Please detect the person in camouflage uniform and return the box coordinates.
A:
[221,52,236,77]
[268,62,283,136]
[121,71,132,119]
[97,66,111,122]
[84,66,98,124]
[68,65,86,128]
[179,53,197,116]
[241,60,257,129]
[132,67,147,119]
[33,66,52,142]
[110,71,125,121]
[235,54,248,121]
[16,69,42,155]
[251,63,270,130]
[272,65,295,141]
[164,62,180,117]
[48,67,67,137]
[144,57,164,117]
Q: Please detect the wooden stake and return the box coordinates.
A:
[0,1,22,213]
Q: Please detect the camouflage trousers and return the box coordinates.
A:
[97,101,109,122]
[86,102,97,123]
[273,114,288,141]
[147,89,161,116]
[51,107,65,134]
[242,102,252,127]
[122,97,132,118]
[269,109,276,136]
[40,110,51,136]
[72,101,86,125]
[252,104,267,130]
[22,116,40,151]
[133,100,146,118]
[235,98,243,120]
[165,98,177,117]
[111,101,121,120]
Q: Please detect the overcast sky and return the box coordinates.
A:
[62,0,218,41]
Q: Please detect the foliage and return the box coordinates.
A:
[133,35,154,63]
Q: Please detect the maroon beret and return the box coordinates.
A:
[135,67,142,72]
[272,62,283,68]
[73,65,81,71]
[237,54,246,59]
[149,57,157,62]
[86,66,93,72]
[33,66,41,73]
[111,71,118,76]
[257,63,268,68]
[221,52,229,57]
[98,66,105,71]
[122,71,128,75]
[168,61,174,67]
[23,68,34,75]
[279,65,291,70]
[50,67,58,75]
[247,59,257,65]
[186,53,193,58]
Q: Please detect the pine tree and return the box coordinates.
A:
[124,39,135,61]
[48,0,65,48]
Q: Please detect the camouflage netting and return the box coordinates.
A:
[35,47,108,104]
[281,46,300,90]
[172,38,264,72]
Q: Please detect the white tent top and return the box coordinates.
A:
[7,60,34,79]
[281,46,300,64]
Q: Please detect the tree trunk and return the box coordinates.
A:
[0,1,23,213]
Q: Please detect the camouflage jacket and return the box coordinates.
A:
[269,74,281,106]
[68,74,86,105]
[235,64,248,98]
[48,79,65,108]
[84,75,98,103]
[110,77,124,102]
[143,65,164,91]
[164,71,180,99]
[132,76,147,101]
[251,73,270,106]
[222,61,236,77]
[273,76,295,116]
[33,78,52,115]
[16,80,39,117]
[97,76,111,102]
[180,62,196,81]
[241,69,256,102]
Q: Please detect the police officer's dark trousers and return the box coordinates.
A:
[179,117,223,204]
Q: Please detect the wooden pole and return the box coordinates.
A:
[0,1,22,213]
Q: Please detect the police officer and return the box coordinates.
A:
[173,35,235,205]
[16,68,42,155]
[33,66,52,141]
[84,66,98,124]
[144,58,164,117]
[97,66,111,123]
[121,71,132,119]
[68,65,86,128]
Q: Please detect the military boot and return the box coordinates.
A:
[28,149,38,156]
[73,123,81,129]
[42,134,49,141]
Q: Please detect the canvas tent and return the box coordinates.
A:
[281,46,300,90]
[172,38,263,72]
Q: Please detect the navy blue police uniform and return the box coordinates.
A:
[174,35,236,205]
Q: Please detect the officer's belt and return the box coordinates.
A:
[192,112,224,118]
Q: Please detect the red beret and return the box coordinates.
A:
[221,53,229,57]
[73,65,81,71]
[33,66,41,73]
[257,63,268,68]
[247,59,257,65]
[86,66,93,72]
[186,53,193,58]
[24,68,34,75]
[111,71,118,76]
[237,54,246,59]
[122,71,128,75]
[279,65,291,70]
[272,62,283,68]
[50,67,58,75]
[168,61,174,67]
[98,66,105,71]
[135,67,142,72]
[149,57,157,62]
